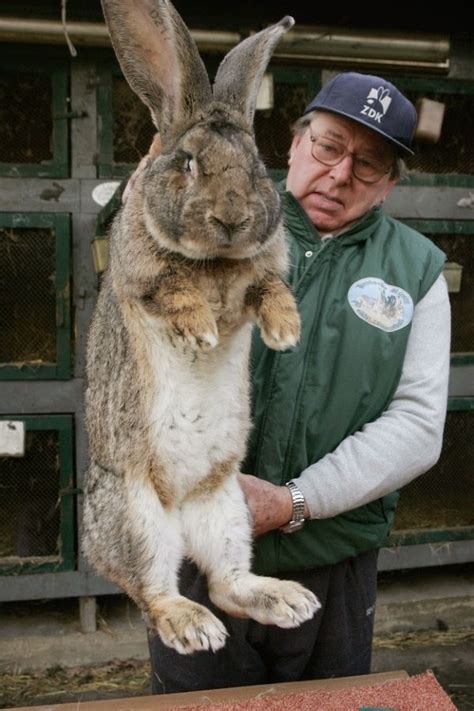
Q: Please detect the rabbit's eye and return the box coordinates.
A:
[184,156,195,174]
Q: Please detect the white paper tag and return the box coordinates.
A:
[0,420,25,457]
[92,181,121,207]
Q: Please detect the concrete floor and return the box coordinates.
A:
[0,564,473,709]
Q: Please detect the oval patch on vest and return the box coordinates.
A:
[348,278,414,332]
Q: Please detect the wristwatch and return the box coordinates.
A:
[280,481,307,533]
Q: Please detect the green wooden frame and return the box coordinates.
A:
[0,60,69,178]
[389,397,474,547]
[401,219,474,366]
[0,213,71,380]
[0,415,75,575]
[96,64,117,178]
[96,62,321,178]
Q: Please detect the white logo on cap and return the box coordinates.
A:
[360,86,392,124]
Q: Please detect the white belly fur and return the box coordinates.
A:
[144,318,252,499]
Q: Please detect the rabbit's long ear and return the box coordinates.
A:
[101,0,212,138]
[213,17,294,130]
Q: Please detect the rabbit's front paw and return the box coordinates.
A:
[168,309,219,351]
[151,596,228,655]
[259,302,301,351]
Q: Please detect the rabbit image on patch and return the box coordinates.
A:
[82,0,320,656]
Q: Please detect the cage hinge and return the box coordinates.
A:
[60,487,83,497]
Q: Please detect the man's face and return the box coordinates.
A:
[286,111,398,234]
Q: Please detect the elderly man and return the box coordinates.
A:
[140,72,450,691]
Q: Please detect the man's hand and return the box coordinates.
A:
[238,473,294,536]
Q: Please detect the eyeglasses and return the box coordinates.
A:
[309,132,392,184]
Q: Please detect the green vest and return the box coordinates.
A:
[245,189,446,574]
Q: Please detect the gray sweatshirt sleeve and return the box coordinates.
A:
[295,274,451,520]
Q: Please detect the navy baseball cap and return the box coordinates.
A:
[304,72,417,156]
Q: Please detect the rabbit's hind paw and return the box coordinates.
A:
[211,575,320,629]
[151,596,228,655]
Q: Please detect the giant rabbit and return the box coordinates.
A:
[83,0,320,655]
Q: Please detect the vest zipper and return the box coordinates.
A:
[253,238,336,481]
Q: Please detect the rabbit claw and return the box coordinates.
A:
[259,309,301,351]
[169,314,219,351]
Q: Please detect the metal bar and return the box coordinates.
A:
[0,17,449,70]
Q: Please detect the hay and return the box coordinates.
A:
[0,659,150,709]
[373,626,474,649]
[1,629,472,708]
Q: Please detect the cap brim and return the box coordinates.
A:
[308,105,414,156]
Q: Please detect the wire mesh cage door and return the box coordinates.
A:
[0,415,75,575]
[254,68,320,175]
[391,401,474,547]
[96,62,320,178]
[391,77,474,183]
[407,90,474,177]
[400,221,474,363]
[97,65,158,179]
[433,231,474,357]
[0,213,71,379]
[390,220,474,546]
[0,62,68,178]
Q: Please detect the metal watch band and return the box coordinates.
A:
[280,481,306,533]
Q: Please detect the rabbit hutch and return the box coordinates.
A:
[0,1,473,628]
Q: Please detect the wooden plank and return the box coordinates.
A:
[70,61,98,179]
[0,178,473,220]
[385,185,474,220]
[79,596,97,633]
[6,671,409,711]
[0,380,84,415]
[0,178,79,212]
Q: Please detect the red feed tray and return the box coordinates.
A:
[168,671,456,711]
[8,670,456,711]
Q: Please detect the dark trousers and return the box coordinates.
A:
[148,548,379,694]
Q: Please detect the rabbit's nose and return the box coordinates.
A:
[210,216,244,242]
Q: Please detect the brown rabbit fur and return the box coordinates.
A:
[83,0,320,656]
